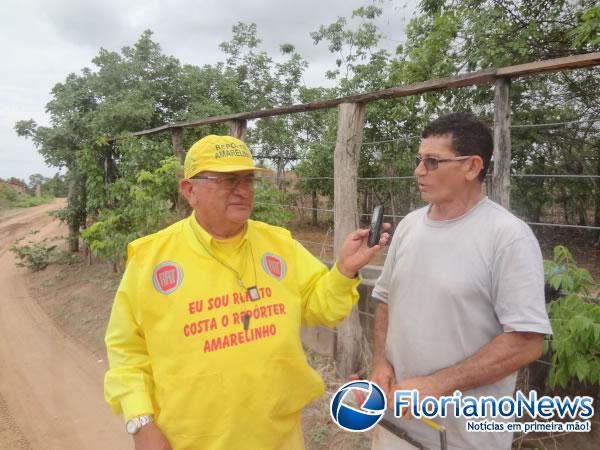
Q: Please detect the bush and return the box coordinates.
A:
[10,238,57,271]
[547,295,600,387]
[9,235,78,271]
[545,245,595,296]
[0,183,20,208]
[544,245,600,388]
[81,156,180,267]
[0,183,52,209]
[13,195,52,208]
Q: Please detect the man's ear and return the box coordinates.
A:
[179,179,193,202]
[465,156,484,182]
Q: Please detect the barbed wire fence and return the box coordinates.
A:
[253,116,600,266]
[131,53,600,376]
[250,113,600,374]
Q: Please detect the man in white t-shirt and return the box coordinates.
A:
[371,112,552,450]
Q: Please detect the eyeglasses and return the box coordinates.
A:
[190,174,258,191]
[415,154,473,171]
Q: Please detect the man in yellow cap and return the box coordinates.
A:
[104,135,390,450]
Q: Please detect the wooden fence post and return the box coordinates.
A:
[171,127,184,164]
[171,127,189,217]
[229,119,247,140]
[492,78,512,208]
[334,102,365,377]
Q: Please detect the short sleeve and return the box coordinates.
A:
[492,232,553,335]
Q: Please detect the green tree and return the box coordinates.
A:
[395,0,600,227]
[16,31,187,251]
[28,174,46,192]
[81,149,181,271]
[311,3,422,222]
[217,22,311,185]
[42,173,68,197]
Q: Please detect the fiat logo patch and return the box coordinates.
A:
[152,261,183,295]
[261,253,287,281]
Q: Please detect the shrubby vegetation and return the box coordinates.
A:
[10,0,600,390]
[0,174,66,210]
[15,1,599,249]
[10,234,79,271]
[544,246,600,388]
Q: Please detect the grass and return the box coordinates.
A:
[302,350,373,450]
[12,196,52,208]
[307,424,330,448]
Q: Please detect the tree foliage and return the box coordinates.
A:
[15,0,600,262]
[310,0,600,227]
[544,246,600,388]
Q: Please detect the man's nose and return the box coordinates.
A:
[232,180,253,197]
[414,160,427,177]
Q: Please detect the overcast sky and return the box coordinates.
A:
[1,0,417,182]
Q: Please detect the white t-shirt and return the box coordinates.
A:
[372,197,552,450]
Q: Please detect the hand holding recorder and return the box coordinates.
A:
[336,205,390,278]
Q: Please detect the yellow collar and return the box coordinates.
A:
[188,214,248,254]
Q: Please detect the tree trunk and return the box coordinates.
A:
[361,192,368,226]
[68,223,79,253]
[277,159,285,190]
[387,165,398,227]
[104,143,116,208]
[66,168,86,253]
[171,127,190,218]
[171,127,185,164]
[312,190,318,226]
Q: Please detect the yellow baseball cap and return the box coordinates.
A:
[184,135,267,179]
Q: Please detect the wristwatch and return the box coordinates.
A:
[126,415,153,435]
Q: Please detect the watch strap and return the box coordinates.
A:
[126,414,153,434]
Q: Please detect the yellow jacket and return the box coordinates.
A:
[104,215,360,450]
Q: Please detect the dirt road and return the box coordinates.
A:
[0,200,131,450]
